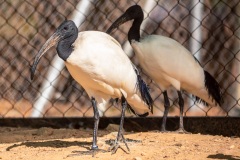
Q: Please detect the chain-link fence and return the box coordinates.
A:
[0,0,239,118]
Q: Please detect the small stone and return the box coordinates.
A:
[133,157,142,160]
[230,145,235,149]
[141,152,146,156]
[175,143,182,147]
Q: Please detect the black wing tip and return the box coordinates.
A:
[137,112,149,117]
[137,75,154,113]
[204,70,223,106]
[193,96,209,106]
[126,103,149,117]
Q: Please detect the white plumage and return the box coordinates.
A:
[107,5,222,133]
[31,20,152,155]
[131,35,210,104]
[66,31,150,116]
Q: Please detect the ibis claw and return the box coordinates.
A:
[108,133,130,154]
[175,128,191,134]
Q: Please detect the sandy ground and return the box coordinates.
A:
[0,125,240,160]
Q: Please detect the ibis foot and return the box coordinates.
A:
[175,128,191,134]
[160,130,171,133]
[108,133,130,154]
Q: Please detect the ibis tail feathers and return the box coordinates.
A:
[136,74,153,113]
[194,96,209,106]
[127,103,149,117]
[193,71,223,106]
[113,98,150,117]
[204,70,223,106]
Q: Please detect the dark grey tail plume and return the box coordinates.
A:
[114,98,150,117]
[137,75,153,113]
[203,71,223,106]
[132,66,153,113]
[127,103,149,117]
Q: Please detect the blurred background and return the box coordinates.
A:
[0,0,239,119]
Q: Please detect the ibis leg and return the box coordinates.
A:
[161,91,170,132]
[91,97,99,151]
[89,97,107,156]
[68,97,106,157]
[176,91,189,133]
[109,96,130,154]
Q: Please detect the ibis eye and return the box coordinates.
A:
[63,26,68,30]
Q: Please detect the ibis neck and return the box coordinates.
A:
[57,34,77,61]
[128,17,143,43]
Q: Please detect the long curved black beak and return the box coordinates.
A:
[30,32,61,80]
[106,13,131,34]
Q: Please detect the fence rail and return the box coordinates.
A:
[0,0,239,118]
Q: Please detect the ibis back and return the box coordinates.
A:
[132,35,220,106]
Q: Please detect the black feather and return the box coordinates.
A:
[193,71,223,106]
[193,96,209,106]
[112,96,149,117]
[135,71,153,113]
[127,103,149,117]
[204,70,223,106]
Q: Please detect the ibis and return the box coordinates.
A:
[107,5,223,133]
[31,20,153,155]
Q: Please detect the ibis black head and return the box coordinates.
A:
[106,5,143,34]
[31,20,78,80]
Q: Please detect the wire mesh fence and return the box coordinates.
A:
[0,0,239,118]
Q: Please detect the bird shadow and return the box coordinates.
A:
[6,137,141,157]
[207,154,240,160]
[6,140,92,151]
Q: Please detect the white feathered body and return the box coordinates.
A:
[65,31,150,116]
[131,35,216,106]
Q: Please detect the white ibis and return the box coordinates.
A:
[107,5,223,133]
[31,20,153,155]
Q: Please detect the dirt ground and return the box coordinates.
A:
[0,125,240,160]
